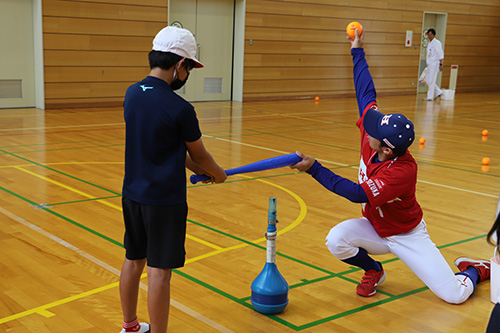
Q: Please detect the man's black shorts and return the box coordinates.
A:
[122,197,187,269]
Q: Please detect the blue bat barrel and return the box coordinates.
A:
[190,153,301,184]
[251,197,289,314]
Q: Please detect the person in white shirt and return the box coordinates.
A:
[423,29,444,101]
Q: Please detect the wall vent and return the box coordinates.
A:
[0,80,22,98]
[204,78,222,94]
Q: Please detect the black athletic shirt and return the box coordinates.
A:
[122,76,201,205]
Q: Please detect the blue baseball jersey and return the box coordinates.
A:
[122,76,202,205]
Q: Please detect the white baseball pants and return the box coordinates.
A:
[426,62,443,100]
[325,217,474,304]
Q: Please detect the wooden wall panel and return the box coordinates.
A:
[45,82,132,99]
[274,0,500,17]
[244,54,419,68]
[242,0,500,101]
[42,0,167,109]
[43,34,152,51]
[43,50,148,67]
[43,17,165,36]
[43,1,166,22]
[244,67,419,81]
[74,0,166,5]
[44,67,150,83]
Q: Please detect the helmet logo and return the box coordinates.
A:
[381,115,392,126]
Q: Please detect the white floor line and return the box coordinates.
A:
[0,207,235,333]
[0,122,124,132]
[417,180,498,198]
[205,135,498,198]
[204,135,348,167]
[0,106,354,133]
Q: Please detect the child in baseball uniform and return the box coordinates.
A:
[291,28,490,303]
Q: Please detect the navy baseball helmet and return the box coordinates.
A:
[363,108,415,155]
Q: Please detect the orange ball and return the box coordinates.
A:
[346,21,363,38]
[315,96,319,102]
[482,129,488,136]
[419,137,426,144]
[482,157,490,165]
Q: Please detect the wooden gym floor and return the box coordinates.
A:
[0,92,499,332]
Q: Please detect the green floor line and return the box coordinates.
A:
[437,234,486,249]
[173,269,243,304]
[12,143,124,154]
[206,123,354,140]
[173,269,300,330]
[187,218,337,276]
[295,286,429,331]
[247,129,359,152]
[417,160,500,178]
[0,148,121,195]
[0,137,123,149]
[0,185,122,247]
[48,195,122,206]
[201,121,347,137]
[187,165,358,189]
[336,274,396,297]
[4,123,350,155]
[0,167,492,330]
[239,273,339,303]
[188,218,266,248]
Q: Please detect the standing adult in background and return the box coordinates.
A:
[423,28,444,101]
[119,26,227,333]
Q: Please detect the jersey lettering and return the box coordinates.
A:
[366,179,380,197]
[358,157,368,183]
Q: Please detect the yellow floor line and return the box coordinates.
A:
[0,282,119,324]
[186,176,307,264]
[14,166,225,253]
[15,166,122,210]
[0,167,306,324]
[187,234,223,250]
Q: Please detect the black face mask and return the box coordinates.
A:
[170,71,190,91]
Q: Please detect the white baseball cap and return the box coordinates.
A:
[152,26,204,68]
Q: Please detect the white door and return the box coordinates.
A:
[169,0,234,101]
[0,0,36,108]
[418,13,447,95]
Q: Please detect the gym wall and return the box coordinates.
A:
[243,0,500,101]
[41,0,500,108]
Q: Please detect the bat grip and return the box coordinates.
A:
[190,174,211,184]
